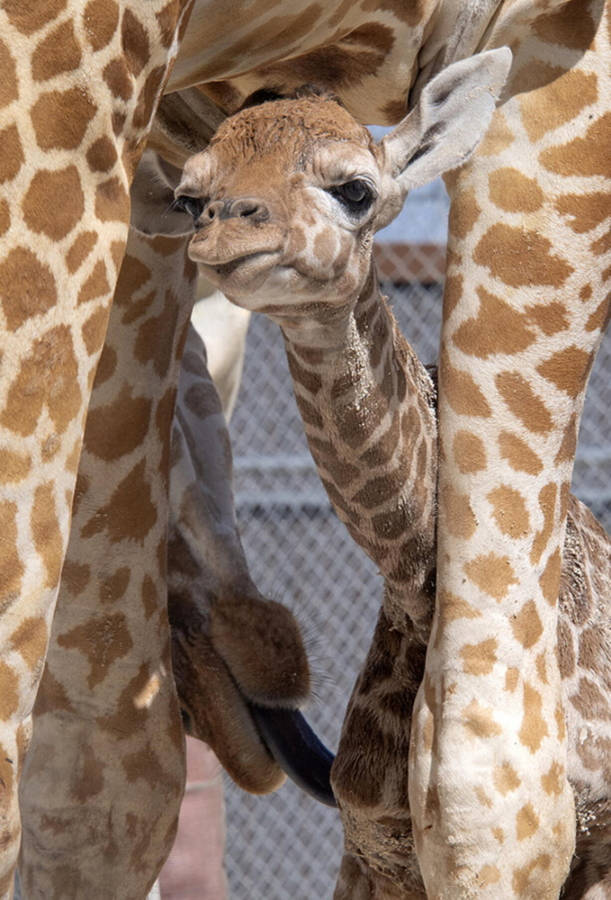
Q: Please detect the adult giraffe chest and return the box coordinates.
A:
[167,0,437,124]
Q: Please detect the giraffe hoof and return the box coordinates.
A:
[248,705,336,807]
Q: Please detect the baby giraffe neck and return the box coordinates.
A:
[279,263,438,640]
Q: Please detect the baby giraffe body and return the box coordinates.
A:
[178,62,610,898]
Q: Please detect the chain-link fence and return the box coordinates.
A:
[224,180,610,900]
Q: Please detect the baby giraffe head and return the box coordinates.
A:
[177,49,510,315]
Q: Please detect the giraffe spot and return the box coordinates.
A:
[122,8,150,76]
[505,668,519,692]
[77,260,110,306]
[541,114,611,178]
[533,0,596,49]
[0,199,10,236]
[156,3,180,47]
[453,430,486,473]
[487,485,529,539]
[22,166,84,240]
[443,272,463,318]
[84,384,152,462]
[488,168,543,213]
[32,20,81,81]
[0,39,18,108]
[114,252,152,304]
[83,0,120,52]
[441,483,476,539]
[31,88,97,151]
[141,575,158,619]
[461,638,497,676]
[557,619,575,678]
[83,459,156,543]
[516,803,539,841]
[0,124,24,184]
[4,0,68,33]
[492,827,505,844]
[555,703,566,743]
[81,305,110,356]
[540,548,562,605]
[493,761,521,795]
[498,431,543,475]
[10,616,48,671]
[0,246,57,331]
[448,186,480,239]
[58,612,134,689]
[453,286,536,359]
[0,662,19,719]
[537,345,591,398]
[530,483,557,565]
[592,229,611,256]
[71,742,105,803]
[580,283,593,302]
[524,302,569,336]
[570,677,610,722]
[519,68,598,142]
[61,560,90,596]
[519,683,548,752]
[555,416,578,465]
[94,176,130,223]
[554,192,610,234]
[66,231,98,273]
[86,136,118,173]
[464,553,518,601]
[433,590,482,649]
[474,224,573,287]
[99,567,130,605]
[462,699,502,738]
[135,288,180,377]
[541,761,564,796]
[286,350,322,395]
[585,297,610,333]
[535,651,548,684]
[477,861,500,884]
[475,785,493,808]
[440,351,491,417]
[1,325,81,436]
[31,483,63,589]
[513,855,548,897]
[0,500,23,604]
[132,64,166,130]
[477,109,515,156]
[103,57,133,101]
[496,371,553,434]
[0,449,31,483]
[511,601,543,650]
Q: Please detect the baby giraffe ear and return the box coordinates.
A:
[377,47,511,221]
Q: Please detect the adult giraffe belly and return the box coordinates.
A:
[166,0,436,124]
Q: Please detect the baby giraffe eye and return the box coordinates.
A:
[173,195,205,220]
[327,179,373,214]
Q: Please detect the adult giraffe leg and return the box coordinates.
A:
[0,3,193,893]
[19,221,197,898]
[410,10,609,896]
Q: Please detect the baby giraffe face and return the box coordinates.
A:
[177,47,511,312]
[177,95,384,308]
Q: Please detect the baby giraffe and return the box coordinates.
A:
[175,53,609,898]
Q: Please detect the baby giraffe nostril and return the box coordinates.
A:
[230,197,269,222]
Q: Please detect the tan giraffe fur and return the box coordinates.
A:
[1,0,609,896]
[177,73,610,897]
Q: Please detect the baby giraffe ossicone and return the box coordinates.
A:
[176,51,609,898]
